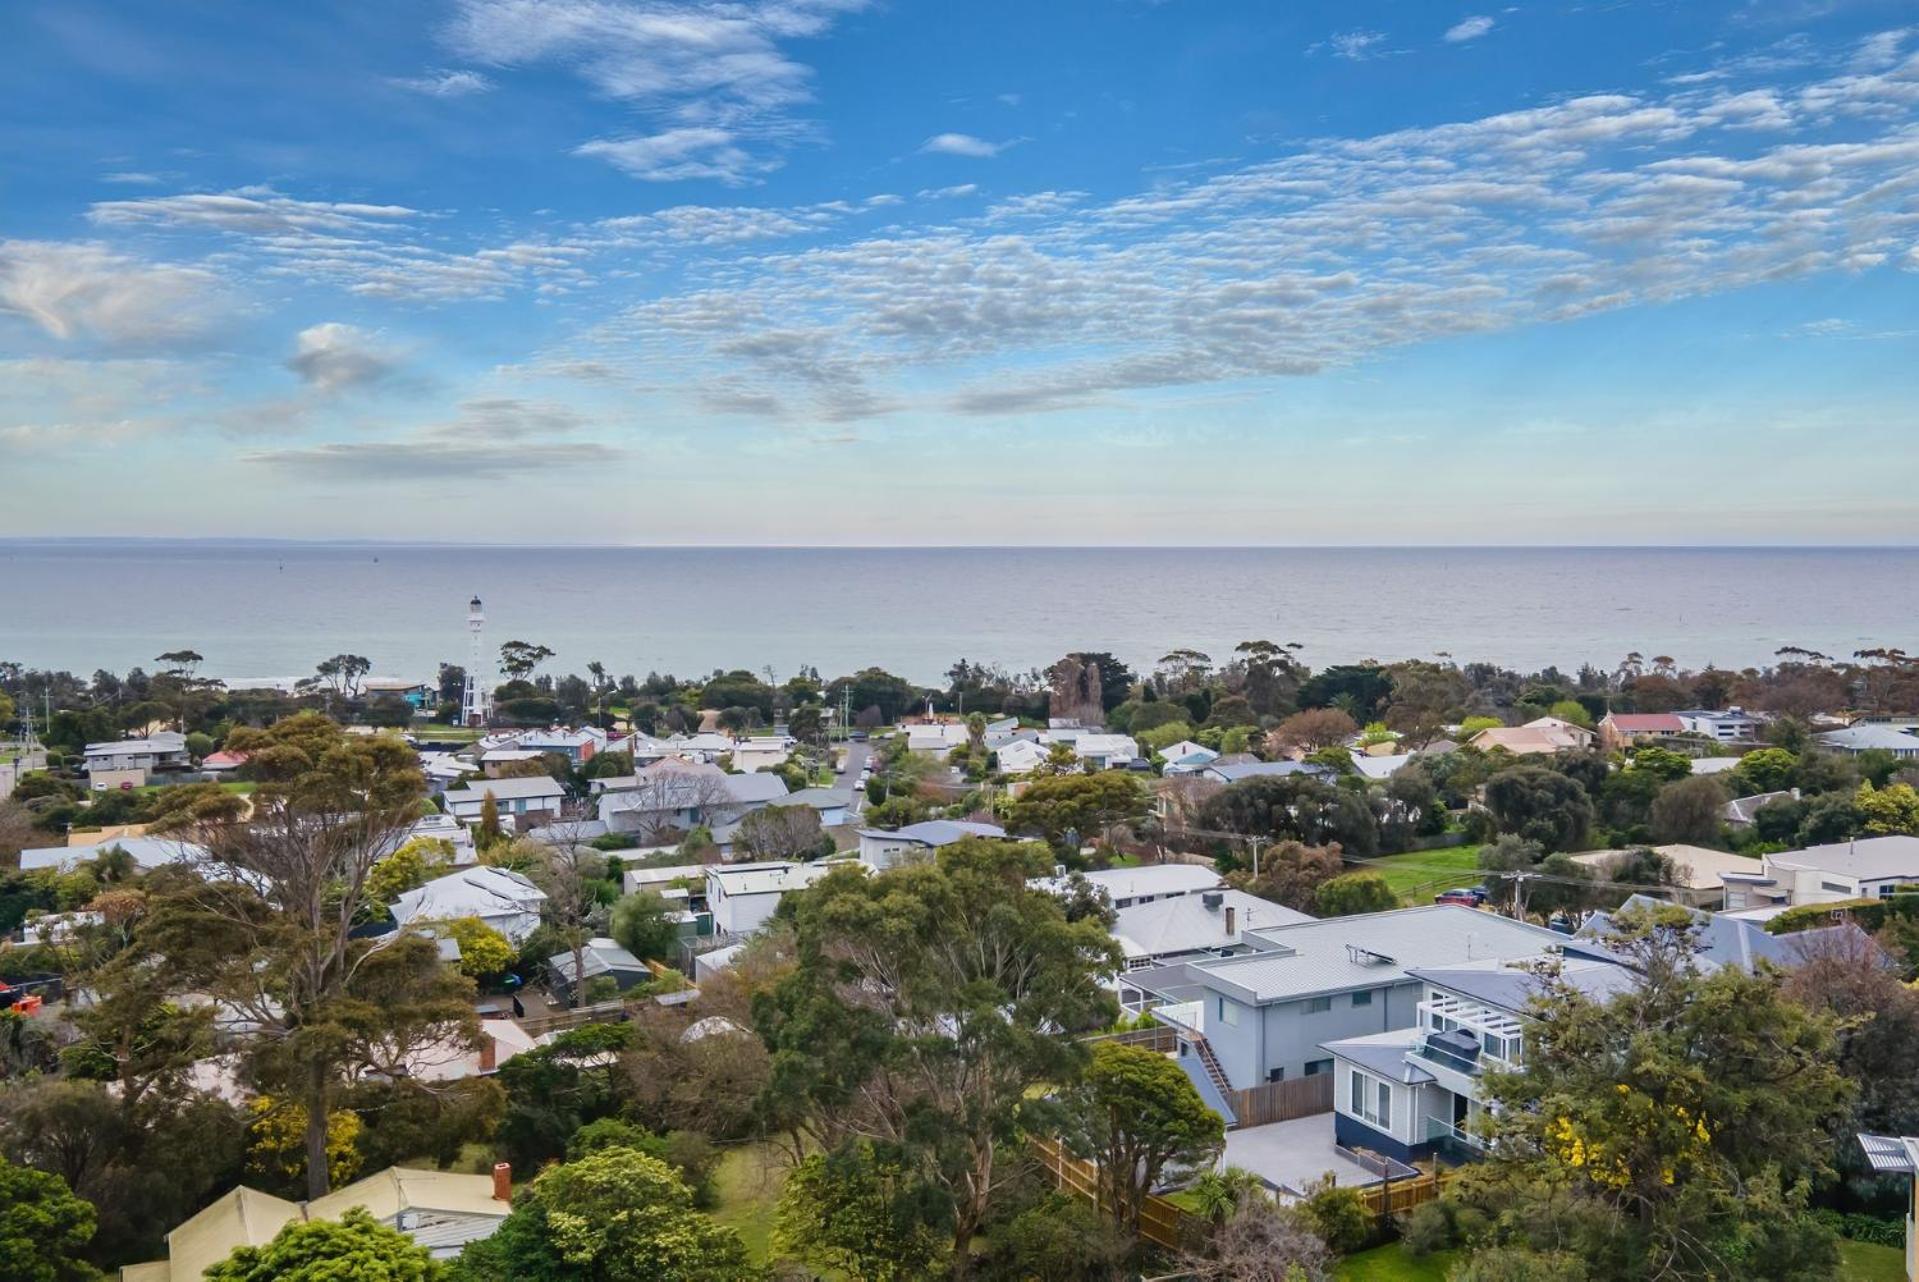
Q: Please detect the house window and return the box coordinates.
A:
[1350,1069,1392,1129]
[1305,1058,1334,1077]
[1821,880,1851,894]
[1306,996,1333,1014]
[1352,990,1373,1008]
[1267,1068,1285,1083]
[1216,998,1240,1027]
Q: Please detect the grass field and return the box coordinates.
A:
[1335,1244,1457,1280]
[710,1142,791,1265]
[1336,1239,1900,1280]
[1839,1239,1906,1281]
[1365,845,1484,905]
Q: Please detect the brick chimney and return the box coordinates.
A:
[492,1162,512,1203]
[478,1033,497,1074]
[1225,905,1237,938]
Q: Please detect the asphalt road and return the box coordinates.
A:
[835,740,872,815]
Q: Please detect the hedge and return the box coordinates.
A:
[1766,891,1919,936]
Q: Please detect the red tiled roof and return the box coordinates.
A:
[1605,713,1684,732]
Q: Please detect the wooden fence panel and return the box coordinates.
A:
[1030,1137,1203,1253]
[1355,1167,1448,1217]
[1227,1072,1334,1127]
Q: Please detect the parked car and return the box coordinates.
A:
[1435,885,1488,907]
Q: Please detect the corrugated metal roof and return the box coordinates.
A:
[1857,1132,1919,1174]
[1190,905,1565,1004]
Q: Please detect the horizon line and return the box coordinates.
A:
[3,538,1918,552]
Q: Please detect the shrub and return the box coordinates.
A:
[1301,1175,1371,1254]
[1399,1199,1459,1257]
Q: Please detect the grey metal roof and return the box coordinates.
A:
[1572,894,1881,974]
[1771,835,1919,884]
[1205,761,1335,783]
[1408,957,1636,1013]
[1189,905,1565,1005]
[856,819,1006,846]
[548,937,647,983]
[1858,1133,1919,1174]
[1112,890,1310,959]
[1320,1030,1434,1085]
[442,776,566,804]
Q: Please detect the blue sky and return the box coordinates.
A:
[3,0,1917,544]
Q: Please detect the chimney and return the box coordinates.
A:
[478,1032,497,1074]
[1225,905,1237,937]
[492,1162,513,1203]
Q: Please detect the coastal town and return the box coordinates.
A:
[4,613,1919,1281]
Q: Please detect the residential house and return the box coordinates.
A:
[398,813,479,865]
[198,749,250,774]
[858,819,1007,871]
[1325,897,1870,1165]
[1071,733,1141,770]
[1688,756,1742,776]
[511,726,607,764]
[440,775,566,825]
[905,723,972,754]
[1158,741,1219,775]
[1596,712,1684,752]
[596,761,790,837]
[1143,906,1565,1091]
[1199,760,1337,786]
[121,1165,513,1279]
[1352,752,1415,782]
[361,678,437,709]
[1818,724,1919,759]
[773,786,855,828]
[18,835,205,874]
[1674,707,1762,744]
[729,737,794,773]
[1465,717,1595,756]
[1720,835,1919,911]
[480,748,546,776]
[624,863,711,898]
[84,731,192,776]
[548,937,654,1000]
[1040,863,1223,910]
[1568,844,1765,909]
[391,866,547,945]
[706,859,856,935]
[1111,888,1312,970]
[994,739,1050,775]
[1724,790,1797,829]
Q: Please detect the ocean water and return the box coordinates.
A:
[1,543,1913,687]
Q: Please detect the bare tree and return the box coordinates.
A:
[1180,1197,1333,1281]
[530,815,609,1008]
[734,804,826,863]
[602,762,743,847]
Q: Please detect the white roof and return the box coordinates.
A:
[1190,905,1565,1005]
[624,863,710,894]
[1570,844,1764,892]
[1112,889,1310,960]
[1352,752,1414,781]
[84,731,187,757]
[18,835,205,873]
[442,776,566,805]
[1042,863,1222,901]
[392,866,545,925]
[1770,835,1919,884]
[1073,734,1140,759]
[1688,756,1742,775]
[1820,725,1919,753]
[708,858,857,897]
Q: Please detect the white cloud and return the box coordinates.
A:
[575,127,764,183]
[1444,16,1494,43]
[919,184,979,199]
[100,171,163,185]
[0,240,228,347]
[89,187,418,235]
[444,0,871,180]
[1324,30,1388,61]
[920,132,1004,158]
[245,439,620,480]
[570,44,1919,423]
[287,323,398,392]
[391,68,494,96]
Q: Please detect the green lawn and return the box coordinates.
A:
[1839,1239,1907,1281]
[133,781,255,796]
[1367,846,1484,905]
[1335,1244,1458,1280]
[1337,1239,1898,1280]
[710,1142,790,1265]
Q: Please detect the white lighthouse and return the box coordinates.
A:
[461,595,492,727]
